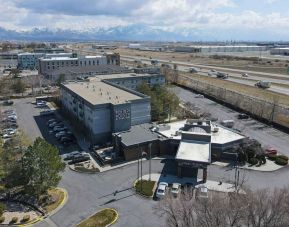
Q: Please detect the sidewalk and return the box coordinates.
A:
[212,159,284,172]
[139,173,244,194]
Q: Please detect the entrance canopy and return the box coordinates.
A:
[175,139,211,164]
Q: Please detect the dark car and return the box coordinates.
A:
[68,155,90,165]
[60,136,76,144]
[3,100,14,105]
[238,114,249,119]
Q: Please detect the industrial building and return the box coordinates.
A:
[39,53,120,81]
[60,72,165,143]
[17,52,72,70]
[113,119,246,180]
[34,48,65,54]
[270,48,289,56]
[175,45,267,53]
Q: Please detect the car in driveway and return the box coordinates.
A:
[171,183,181,197]
[156,182,169,199]
[195,185,209,199]
[237,113,249,119]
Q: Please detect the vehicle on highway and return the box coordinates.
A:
[195,185,209,199]
[151,59,159,65]
[210,69,216,72]
[242,73,249,77]
[238,113,249,119]
[156,182,169,199]
[189,67,200,73]
[264,146,278,155]
[171,183,181,197]
[255,81,271,89]
[221,120,235,128]
[195,94,204,98]
[216,72,228,79]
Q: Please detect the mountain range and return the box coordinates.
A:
[0,25,208,42]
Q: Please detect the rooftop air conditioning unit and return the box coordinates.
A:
[212,127,219,133]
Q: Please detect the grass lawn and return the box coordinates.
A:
[76,209,118,227]
[135,180,156,197]
[44,188,65,213]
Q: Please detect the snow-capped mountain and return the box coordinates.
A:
[0,25,205,41]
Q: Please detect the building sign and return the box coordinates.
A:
[178,161,206,169]
[115,109,130,121]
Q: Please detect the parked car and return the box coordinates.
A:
[40,110,54,116]
[47,118,57,125]
[64,151,82,160]
[68,155,90,165]
[36,100,47,107]
[53,126,67,132]
[195,94,204,98]
[49,121,62,128]
[3,100,14,105]
[171,183,181,197]
[60,136,75,144]
[265,146,278,155]
[238,113,249,119]
[3,110,16,115]
[156,182,169,199]
[195,185,209,199]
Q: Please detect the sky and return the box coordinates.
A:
[1,0,289,40]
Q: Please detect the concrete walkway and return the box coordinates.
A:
[212,159,285,172]
[139,173,243,194]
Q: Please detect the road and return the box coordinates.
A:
[121,56,289,96]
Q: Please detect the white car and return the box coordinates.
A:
[171,183,181,197]
[195,94,204,98]
[36,101,47,107]
[195,185,209,199]
[156,182,168,199]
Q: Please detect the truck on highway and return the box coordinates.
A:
[189,67,200,73]
[254,81,271,89]
[216,72,228,79]
[151,59,160,65]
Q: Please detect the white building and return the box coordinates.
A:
[175,45,267,53]
[270,48,289,56]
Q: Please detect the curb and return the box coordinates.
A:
[68,165,100,174]
[133,179,155,199]
[18,188,68,227]
[76,208,119,227]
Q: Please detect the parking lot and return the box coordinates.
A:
[1,98,80,156]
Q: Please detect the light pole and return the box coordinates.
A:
[149,143,152,181]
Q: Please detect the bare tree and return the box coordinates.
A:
[156,187,289,227]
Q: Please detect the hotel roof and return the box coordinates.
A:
[62,79,142,106]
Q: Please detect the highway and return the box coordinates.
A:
[121,56,289,96]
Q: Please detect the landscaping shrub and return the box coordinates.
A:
[277,155,289,161]
[0,202,5,216]
[267,154,277,161]
[74,166,100,173]
[248,158,258,165]
[135,180,156,197]
[11,217,18,223]
[22,215,30,222]
[275,157,288,166]
[0,216,5,223]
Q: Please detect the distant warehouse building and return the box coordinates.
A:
[175,45,267,53]
[270,48,289,56]
[60,72,165,143]
[38,53,120,81]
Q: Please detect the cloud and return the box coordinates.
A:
[1,0,289,40]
